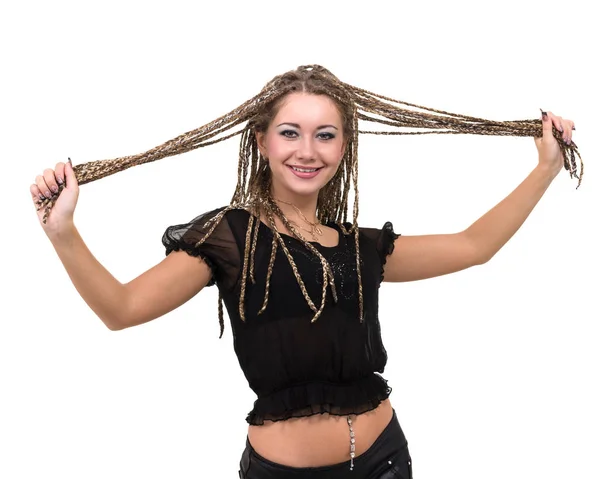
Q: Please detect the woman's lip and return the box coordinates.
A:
[288,165,323,170]
[287,165,322,179]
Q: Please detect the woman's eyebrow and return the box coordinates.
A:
[276,122,338,130]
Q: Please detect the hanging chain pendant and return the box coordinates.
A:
[347,415,356,471]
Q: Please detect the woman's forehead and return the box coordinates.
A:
[273,93,342,126]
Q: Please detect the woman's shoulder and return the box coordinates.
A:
[199,205,260,238]
[330,220,392,238]
[185,205,253,225]
[164,206,250,244]
[331,220,398,256]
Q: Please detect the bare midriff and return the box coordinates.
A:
[247,398,394,467]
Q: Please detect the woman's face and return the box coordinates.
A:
[256,92,347,200]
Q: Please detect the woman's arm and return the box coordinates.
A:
[33,160,213,331]
[50,224,212,330]
[383,111,574,283]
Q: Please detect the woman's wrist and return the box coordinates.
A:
[535,160,562,182]
[46,221,78,248]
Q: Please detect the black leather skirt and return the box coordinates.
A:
[238,409,413,479]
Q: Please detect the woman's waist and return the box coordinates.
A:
[247,398,395,468]
[246,373,392,425]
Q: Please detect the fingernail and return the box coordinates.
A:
[540,109,548,121]
[57,178,63,185]
[51,185,59,193]
[566,138,571,145]
[67,157,72,165]
[572,126,576,131]
[46,190,52,197]
[39,194,46,200]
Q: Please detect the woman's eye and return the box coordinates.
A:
[279,130,335,140]
[318,132,335,140]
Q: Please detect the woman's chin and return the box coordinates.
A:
[276,181,324,198]
[271,168,335,198]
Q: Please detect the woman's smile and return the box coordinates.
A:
[287,165,323,179]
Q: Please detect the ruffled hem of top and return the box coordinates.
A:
[164,242,217,287]
[379,222,400,283]
[246,374,392,426]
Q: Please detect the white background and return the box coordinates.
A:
[1,1,598,478]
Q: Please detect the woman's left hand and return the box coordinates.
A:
[535,110,575,176]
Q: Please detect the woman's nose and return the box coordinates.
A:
[296,137,316,161]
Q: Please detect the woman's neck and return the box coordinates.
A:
[269,188,319,224]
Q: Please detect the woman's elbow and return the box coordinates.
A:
[102,314,129,331]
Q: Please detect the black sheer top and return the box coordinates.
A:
[162,207,400,425]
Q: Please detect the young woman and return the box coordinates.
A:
[30,66,576,478]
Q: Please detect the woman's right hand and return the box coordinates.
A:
[30,159,79,238]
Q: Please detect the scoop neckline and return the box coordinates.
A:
[257,218,341,249]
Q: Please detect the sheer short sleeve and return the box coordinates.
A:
[161,207,240,289]
[360,222,400,282]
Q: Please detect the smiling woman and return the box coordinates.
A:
[256,93,347,216]
[30,65,582,479]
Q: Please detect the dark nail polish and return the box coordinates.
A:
[540,109,548,120]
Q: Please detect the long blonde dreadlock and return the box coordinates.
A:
[36,65,584,338]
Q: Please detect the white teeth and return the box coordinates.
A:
[291,167,318,173]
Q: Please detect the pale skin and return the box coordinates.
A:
[30,92,575,467]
